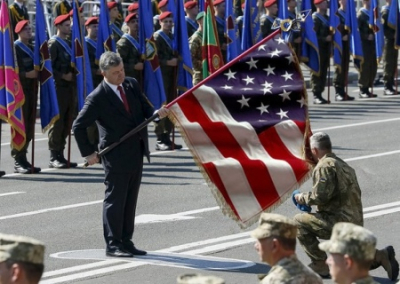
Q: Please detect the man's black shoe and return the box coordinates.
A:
[123,244,147,256]
[49,159,67,169]
[384,88,395,96]
[58,154,78,168]
[105,249,133,257]
[155,141,170,151]
[313,97,328,104]
[169,142,183,150]
[0,171,5,177]
[335,94,355,101]
[359,92,377,98]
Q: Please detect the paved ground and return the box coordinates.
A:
[1,68,400,283]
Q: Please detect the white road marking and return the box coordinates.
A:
[345,150,400,162]
[363,201,400,212]
[314,117,400,132]
[0,191,24,197]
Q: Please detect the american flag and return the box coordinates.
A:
[169,30,312,228]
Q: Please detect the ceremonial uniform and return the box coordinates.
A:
[310,12,331,103]
[111,23,124,43]
[189,30,203,85]
[53,0,72,17]
[9,1,29,40]
[288,10,301,59]
[117,34,143,84]
[260,14,276,38]
[261,255,323,284]
[215,16,227,63]
[381,5,397,94]
[13,40,36,162]
[333,8,354,100]
[48,35,77,164]
[186,17,198,38]
[357,7,377,96]
[294,153,364,265]
[85,37,103,88]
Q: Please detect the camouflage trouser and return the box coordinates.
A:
[293,212,336,263]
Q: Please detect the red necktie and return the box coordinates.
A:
[117,85,130,113]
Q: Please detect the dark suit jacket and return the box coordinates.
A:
[73,77,154,172]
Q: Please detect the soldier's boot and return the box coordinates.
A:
[384,84,396,96]
[58,151,78,168]
[371,246,399,281]
[155,134,170,151]
[335,87,354,101]
[313,92,328,105]
[49,150,67,169]
[308,261,330,278]
[162,133,182,150]
[14,154,41,174]
[0,170,5,177]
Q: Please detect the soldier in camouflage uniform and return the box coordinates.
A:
[319,223,379,284]
[294,132,399,280]
[310,0,331,104]
[251,213,323,284]
[117,13,143,85]
[381,0,397,96]
[260,0,278,39]
[0,233,45,283]
[48,14,78,169]
[53,0,72,17]
[12,21,41,174]
[189,11,204,85]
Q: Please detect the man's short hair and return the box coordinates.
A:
[99,51,122,72]
[5,259,44,282]
[274,236,296,250]
[310,132,332,151]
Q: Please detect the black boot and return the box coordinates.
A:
[49,150,67,169]
[384,85,396,96]
[59,151,78,168]
[335,87,355,101]
[0,170,5,177]
[162,133,182,150]
[313,92,328,104]
[155,134,170,151]
[14,155,41,174]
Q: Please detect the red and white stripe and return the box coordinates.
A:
[170,85,310,226]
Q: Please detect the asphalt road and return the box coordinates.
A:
[1,83,400,284]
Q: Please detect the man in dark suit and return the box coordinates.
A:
[73,52,168,257]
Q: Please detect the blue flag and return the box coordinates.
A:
[173,0,193,94]
[226,0,241,61]
[330,0,342,69]
[388,0,400,48]
[369,0,384,61]
[241,0,261,51]
[34,0,59,133]
[71,0,93,111]
[198,0,204,12]
[278,0,290,41]
[344,0,363,70]
[300,0,320,74]
[96,0,115,64]
[138,0,166,109]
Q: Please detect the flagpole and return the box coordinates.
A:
[30,77,39,173]
[0,122,5,177]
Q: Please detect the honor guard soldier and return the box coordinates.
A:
[68,6,84,27]
[310,0,331,104]
[154,0,169,33]
[154,11,183,151]
[381,0,397,96]
[252,213,323,283]
[189,11,205,85]
[9,0,29,41]
[357,0,378,98]
[85,17,102,88]
[185,1,199,38]
[319,223,380,284]
[0,233,45,284]
[214,0,227,63]
[260,0,278,39]
[53,0,73,17]
[127,2,139,15]
[117,13,144,84]
[108,1,124,43]
[333,0,355,101]
[48,14,78,168]
[12,20,41,174]
[107,0,124,30]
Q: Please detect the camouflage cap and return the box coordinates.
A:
[177,273,225,284]
[319,222,376,261]
[251,213,297,240]
[0,233,45,265]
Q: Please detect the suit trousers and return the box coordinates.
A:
[358,40,377,89]
[311,43,331,94]
[103,150,144,249]
[334,41,350,89]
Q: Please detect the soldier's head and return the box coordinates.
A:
[177,273,225,284]
[362,0,370,9]
[309,132,332,161]
[314,0,328,11]
[15,20,32,42]
[85,17,99,40]
[184,1,199,18]
[213,0,225,18]
[319,223,376,283]
[0,233,45,284]
[125,13,139,34]
[69,7,84,25]
[54,14,71,37]
[264,0,278,16]
[287,0,297,11]
[158,0,169,12]
[339,0,347,9]
[128,2,139,14]
[251,213,297,266]
[107,1,119,21]
[99,52,125,86]
[159,11,174,33]
[196,11,205,30]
